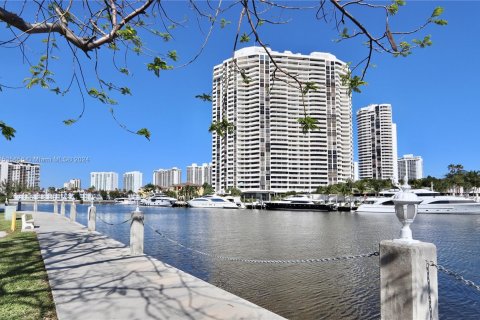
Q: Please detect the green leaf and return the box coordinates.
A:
[412,35,432,48]
[88,88,118,105]
[195,94,212,102]
[51,87,61,95]
[147,57,172,77]
[387,3,399,15]
[297,116,318,134]
[0,121,16,140]
[116,25,138,41]
[433,19,448,26]
[240,33,250,43]
[150,29,172,41]
[167,50,178,61]
[220,18,231,29]
[63,119,76,126]
[431,7,444,18]
[136,128,151,141]
[120,87,132,95]
[119,68,130,75]
[108,42,119,51]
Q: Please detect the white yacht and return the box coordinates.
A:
[141,194,177,207]
[356,189,480,215]
[265,195,334,212]
[356,197,395,214]
[114,198,137,205]
[418,196,480,214]
[223,196,246,209]
[187,195,239,209]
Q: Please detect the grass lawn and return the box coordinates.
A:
[0,214,57,320]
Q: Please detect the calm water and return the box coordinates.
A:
[31,203,480,319]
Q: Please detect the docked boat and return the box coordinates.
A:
[335,202,359,212]
[224,196,246,209]
[265,195,334,212]
[140,194,177,207]
[187,195,239,209]
[114,198,137,205]
[355,197,395,214]
[356,189,480,214]
[418,196,480,214]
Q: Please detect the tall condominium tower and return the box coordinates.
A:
[398,154,423,181]
[356,104,398,182]
[63,179,81,190]
[186,163,212,185]
[123,171,143,192]
[0,160,40,189]
[153,167,181,188]
[211,47,353,193]
[90,172,118,191]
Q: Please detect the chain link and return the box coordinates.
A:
[429,261,480,293]
[147,224,379,264]
[426,261,433,320]
[96,215,132,226]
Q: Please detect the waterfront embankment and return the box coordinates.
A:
[32,211,285,320]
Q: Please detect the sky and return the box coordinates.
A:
[1,1,479,188]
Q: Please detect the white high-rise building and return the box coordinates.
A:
[153,167,181,188]
[353,161,359,182]
[186,163,212,185]
[212,47,353,193]
[0,160,40,189]
[356,104,398,182]
[398,154,423,181]
[123,171,143,192]
[63,179,81,190]
[90,172,118,191]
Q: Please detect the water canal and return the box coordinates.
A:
[31,204,480,319]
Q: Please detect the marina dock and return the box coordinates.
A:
[31,211,285,320]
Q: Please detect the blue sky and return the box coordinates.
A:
[1,1,479,188]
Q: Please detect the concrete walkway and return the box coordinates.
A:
[31,211,284,320]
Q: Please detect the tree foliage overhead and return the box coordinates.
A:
[0,1,446,141]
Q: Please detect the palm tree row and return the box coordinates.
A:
[316,179,394,196]
[315,165,480,197]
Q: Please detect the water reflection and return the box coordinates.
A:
[31,203,480,319]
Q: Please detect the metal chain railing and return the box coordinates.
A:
[96,215,132,226]
[426,261,434,320]
[428,261,480,293]
[146,224,379,264]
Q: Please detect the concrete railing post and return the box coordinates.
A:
[88,204,96,231]
[380,181,439,320]
[60,200,65,217]
[130,209,144,255]
[70,200,77,222]
[33,199,38,212]
[380,241,438,320]
[53,199,58,214]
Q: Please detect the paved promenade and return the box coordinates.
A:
[31,211,284,320]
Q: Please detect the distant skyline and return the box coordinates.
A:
[1,2,479,188]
